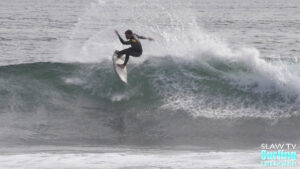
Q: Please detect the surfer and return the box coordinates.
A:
[114,29,153,68]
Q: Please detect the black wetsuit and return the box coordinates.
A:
[117,34,147,66]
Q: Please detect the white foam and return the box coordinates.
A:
[0,148,263,169]
[63,77,85,85]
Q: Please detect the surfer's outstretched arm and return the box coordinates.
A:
[118,35,131,45]
[135,34,154,41]
[115,30,131,45]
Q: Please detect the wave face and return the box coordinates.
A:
[0,58,300,148]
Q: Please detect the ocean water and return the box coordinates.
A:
[0,0,299,168]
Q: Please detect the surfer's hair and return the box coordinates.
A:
[125,29,133,35]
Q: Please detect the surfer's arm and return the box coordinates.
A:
[115,30,131,45]
[135,34,154,41]
[117,35,131,45]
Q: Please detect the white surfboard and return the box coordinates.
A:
[112,52,128,83]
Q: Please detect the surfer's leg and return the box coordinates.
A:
[117,48,130,58]
[118,48,141,66]
[123,49,141,66]
[130,52,141,57]
[123,54,129,66]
